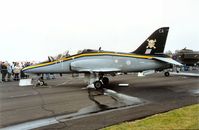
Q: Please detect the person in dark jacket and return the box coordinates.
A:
[0,62,2,82]
[1,62,8,82]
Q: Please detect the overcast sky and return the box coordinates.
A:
[0,0,199,62]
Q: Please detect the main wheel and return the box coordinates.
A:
[164,72,170,77]
[94,81,103,89]
[39,81,45,86]
[102,77,109,85]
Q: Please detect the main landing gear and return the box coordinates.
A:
[93,77,109,89]
[93,76,109,89]
[87,73,110,89]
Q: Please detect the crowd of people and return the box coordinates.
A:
[0,61,34,82]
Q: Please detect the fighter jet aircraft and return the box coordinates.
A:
[22,27,182,88]
[173,48,199,66]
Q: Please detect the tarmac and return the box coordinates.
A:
[0,73,198,130]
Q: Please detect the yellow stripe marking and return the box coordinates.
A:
[23,52,154,70]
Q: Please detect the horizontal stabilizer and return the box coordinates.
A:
[169,72,199,77]
[153,57,182,66]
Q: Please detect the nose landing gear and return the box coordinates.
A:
[35,77,48,87]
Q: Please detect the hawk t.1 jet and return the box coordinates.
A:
[22,27,182,88]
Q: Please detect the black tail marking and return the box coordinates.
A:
[133,27,169,55]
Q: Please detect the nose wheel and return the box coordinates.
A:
[35,77,47,87]
[164,71,170,77]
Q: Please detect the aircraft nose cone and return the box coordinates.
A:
[22,67,30,73]
[21,68,27,73]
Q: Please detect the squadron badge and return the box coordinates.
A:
[146,39,156,49]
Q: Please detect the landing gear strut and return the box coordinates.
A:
[102,77,109,85]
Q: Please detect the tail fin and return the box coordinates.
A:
[133,27,169,55]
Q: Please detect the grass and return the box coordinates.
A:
[102,104,199,130]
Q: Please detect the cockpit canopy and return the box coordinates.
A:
[40,51,70,63]
[40,48,103,63]
[77,49,99,54]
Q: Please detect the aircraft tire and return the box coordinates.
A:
[102,77,109,85]
[164,72,170,77]
[40,81,45,86]
[94,81,103,89]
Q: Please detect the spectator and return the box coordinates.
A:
[1,62,8,82]
[0,61,2,82]
[20,69,26,79]
[13,63,21,81]
[7,63,12,81]
[0,61,37,82]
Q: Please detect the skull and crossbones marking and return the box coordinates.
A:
[146,39,156,49]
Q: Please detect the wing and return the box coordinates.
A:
[152,57,182,66]
[70,59,121,73]
[72,68,121,73]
